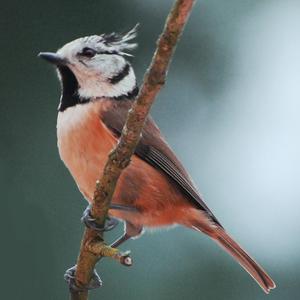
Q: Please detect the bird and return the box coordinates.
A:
[39,26,276,293]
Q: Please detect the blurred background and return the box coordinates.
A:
[1,0,299,299]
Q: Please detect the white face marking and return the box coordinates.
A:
[56,29,138,99]
[76,65,136,99]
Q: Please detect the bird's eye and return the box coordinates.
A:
[79,47,97,58]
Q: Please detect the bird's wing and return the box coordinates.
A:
[99,99,222,226]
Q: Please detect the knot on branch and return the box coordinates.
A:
[93,180,109,201]
[109,150,131,169]
[113,250,133,267]
[147,69,167,87]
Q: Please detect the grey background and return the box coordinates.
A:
[1,0,299,299]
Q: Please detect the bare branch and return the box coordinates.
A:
[69,0,196,299]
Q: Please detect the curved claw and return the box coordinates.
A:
[64,265,102,291]
[81,205,119,232]
[104,216,119,231]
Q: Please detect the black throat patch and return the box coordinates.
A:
[57,66,138,112]
[57,66,89,112]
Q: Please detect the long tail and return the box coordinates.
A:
[211,228,276,293]
[195,224,276,293]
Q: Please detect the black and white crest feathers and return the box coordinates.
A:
[99,24,139,56]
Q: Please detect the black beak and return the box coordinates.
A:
[38,52,68,66]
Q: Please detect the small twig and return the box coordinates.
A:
[69,0,196,299]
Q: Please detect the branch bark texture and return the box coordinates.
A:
[70,0,196,299]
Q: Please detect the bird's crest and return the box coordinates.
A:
[98,24,139,56]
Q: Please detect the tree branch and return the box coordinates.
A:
[69,0,196,299]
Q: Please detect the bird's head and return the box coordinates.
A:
[39,26,139,111]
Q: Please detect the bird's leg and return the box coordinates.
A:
[65,205,139,291]
[81,203,138,233]
[110,221,144,248]
[110,234,131,248]
[65,205,114,292]
[81,204,119,232]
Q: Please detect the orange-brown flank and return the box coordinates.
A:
[57,101,194,229]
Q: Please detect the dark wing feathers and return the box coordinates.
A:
[100,100,222,226]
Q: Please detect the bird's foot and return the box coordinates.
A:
[81,205,119,232]
[64,265,102,292]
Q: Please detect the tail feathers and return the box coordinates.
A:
[212,228,276,293]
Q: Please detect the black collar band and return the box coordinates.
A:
[57,66,82,112]
[57,66,139,112]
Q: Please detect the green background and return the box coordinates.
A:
[1,0,299,299]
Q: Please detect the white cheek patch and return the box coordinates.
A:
[75,60,136,99]
[108,67,136,96]
[93,55,126,78]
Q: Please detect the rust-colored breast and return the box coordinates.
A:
[57,101,116,200]
[57,100,193,228]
